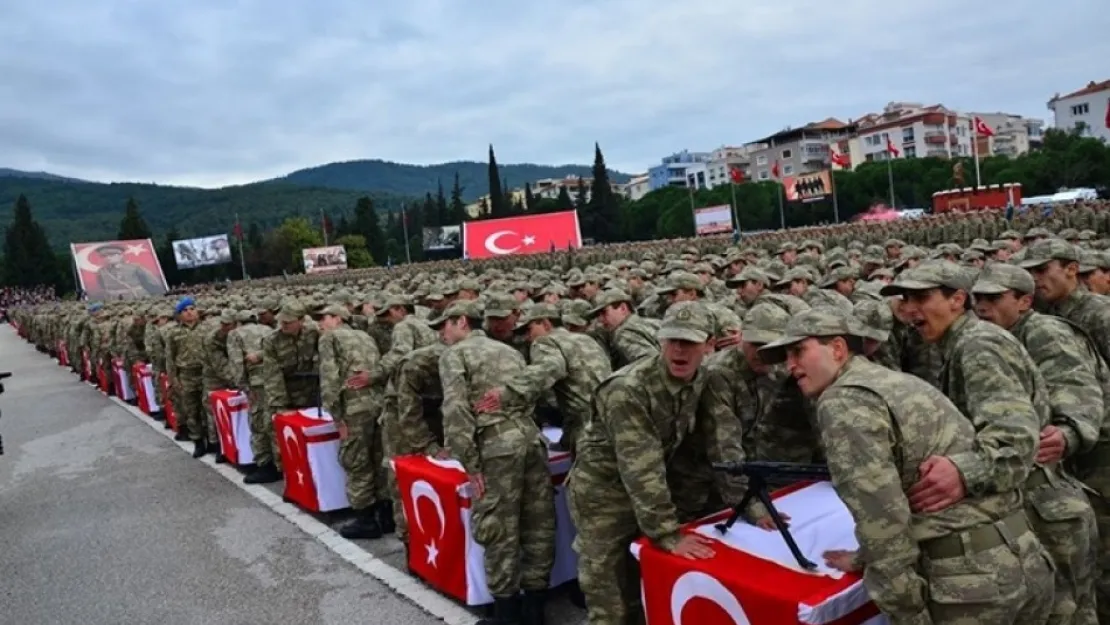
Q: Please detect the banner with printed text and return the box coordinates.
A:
[71,239,168,301]
[302,245,348,274]
[693,204,733,236]
[172,233,232,269]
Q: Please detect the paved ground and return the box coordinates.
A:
[0,326,586,625]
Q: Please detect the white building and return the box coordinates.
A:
[1048,80,1110,143]
[624,174,651,201]
[966,112,1045,157]
[852,102,973,163]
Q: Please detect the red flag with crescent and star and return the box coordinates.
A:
[70,238,168,301]
[462,210,582,260]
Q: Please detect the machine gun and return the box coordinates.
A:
[0,372,11,455]
[712,461,831,570]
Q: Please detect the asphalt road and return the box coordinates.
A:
[0,326,587,625]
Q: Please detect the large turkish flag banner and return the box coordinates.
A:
[462,210,582,260]
[633,482,886,625]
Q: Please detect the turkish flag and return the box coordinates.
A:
[831,151,851,168]
[634,482,886,625]
[462,210,582,260]
[112,358,135,401]
[886,138,900,157]
[770,160,781,179]
[81,348,92,381]
[1104,98,1110,130]
[159,372,178,431]
[96,362,110,394]
[133,362,160,415]
[209,390,254,466]
[973,116,995,137]
[274,410,349,513]
[729,167,745,184]
[57,340,69,367]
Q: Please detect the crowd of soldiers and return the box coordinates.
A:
[10,197,1110,625]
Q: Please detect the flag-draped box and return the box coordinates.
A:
[57,340,69,367]
[272,409,349,513]
[112,358,135,401]
[158,373,178,431]
[96,362,110,394]
[633,481,888,625]
[393,440,578,606]
[132,362,160,415]
[81,348,93,381]
[209,390,254,466]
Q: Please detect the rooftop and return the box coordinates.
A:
[1049,79,1110,102]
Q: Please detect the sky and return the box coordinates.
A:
[1,0,1107,188]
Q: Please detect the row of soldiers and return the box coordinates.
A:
[11,206,1110,625]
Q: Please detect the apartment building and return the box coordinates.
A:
[1048,80,1110,143]
[745,118,853,181]
[528,175,624,201]
[967,112,1045,157]
[624,174,651,201]
[647,150,712,191]
[849,102,973,164]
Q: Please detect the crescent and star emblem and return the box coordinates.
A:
[73,244,101,274]
[282,425,306,486]
[484,230,537,255]
[410,478,447,567]
[213,395,235,455]
[670,571,750,625]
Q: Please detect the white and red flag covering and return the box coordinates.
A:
[96,362,110,394]
[392,444,578,606]
[633,481,888,625]
[57,340,69,366]
[973,116,995,137]
[159,372,178,431]
[112,358,135,401]
[81,348,93,381]
[273,409,349,513]
[70,238,168,300]
[462,210,582,260]
[209,390,254,466]
[132,362,160,415]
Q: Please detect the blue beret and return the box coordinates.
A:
[87,302,103,313]
[174,297,196,315]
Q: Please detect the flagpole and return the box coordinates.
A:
[829,170,841,224]
[729,179,741,234]
[972,122,982,189]
[235,212,247,280]
[776,182,786,230]
[321,208,329,246]
[886,156,896,208]
[400,202,412,264]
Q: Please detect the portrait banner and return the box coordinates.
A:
[71,239,168,301]
[693,204,734,236]
[172,234,233,269]
[423,225,461,251]
[302,245,348,274]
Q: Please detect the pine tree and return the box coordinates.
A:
[588,143,622,242]
[353,196,385,266]
[117,197,152,240]
[487,145,506,217]
[436,179,450,225]
[574,178,589,209]
[555,186,575,211]
[247,222,264,250]
[422,192,438,227]
[502,175,515,215]
[524,182,535,212]
[2,194,59,289]
[450,172,468,223]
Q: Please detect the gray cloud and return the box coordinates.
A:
[0,0,1106,187]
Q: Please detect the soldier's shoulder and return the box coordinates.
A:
[597,355,658,395]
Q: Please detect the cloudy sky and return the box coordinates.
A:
[1,0,1106,188]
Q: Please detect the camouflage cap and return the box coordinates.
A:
[1079,250,1110,273]
[428,299,483,328]
[276,300,306,323]
[375,294,412,316]
[1023,227,1053,240]
[972,263,1035,295]
[656,301,713,343]
[561,299,591,326]
[656,271,704,294]
[218,309,238,324]
[1017,238,1080,269]
[259,295,282,312]
[758,306,871,364]
[880,260,973,295]
[319,303,351,319]
[775,267,813,287]
[818,265,857,289]
[514,303,561,330]
[235,309,256,323]
[852,300,892,342]
[713,307,742,337]
[482,292,519,318]
[725,266,770,287]
[740,302,791,345]
[587,289,632,318]
[456,278,481,292]
[999,229,1021,240]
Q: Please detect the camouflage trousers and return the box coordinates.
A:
[338,410,379,511]
[378,397,407,541]
[174,371,205,442]
[247,387,281,470]
[921,519,1054,625]
[471,423,555,597]
[1073,449,1110,625]
[567,479,644,625]
[152,366,164,405]
[1026,480,1099,625]
[202,388,220,446]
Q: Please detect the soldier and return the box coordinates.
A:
[568,301,745,625]
[433,299,555,625]
[758,307,1053,624]
[472,303,612,454]
[203,310,239,462]
[587,289,659,369]
[165,297,210,457]
[261,300,321,456]
[227,309,282,483]
[318,304,385,539]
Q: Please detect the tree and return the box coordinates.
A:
[574,178,589,209]
[2,194,59,290]
[524,182,535,212]
[436,179,450,225]
[156,227,182,286]
[352,196,386,266]
[555,186,575,212]
[335,234,374,268]
[487,144,507,217]
[586,143,622,242]
[277,217,325,272]
[117,197,152,240]
[450,172,468,223]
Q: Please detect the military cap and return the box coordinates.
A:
[800,239,824,252]
[561,299,591,327]
[656,271,704,294]
[1016,238,1080,269]
[884,239,905,249]
[259,295,282,312]
[880,260,973,295]
[328,290,355,306]
[740,302,791,345]
[852,300,893,342]
[582,289,626,317]
[456,278,481,292]
[776,242,797,255]
[1058,228,1079,240]
[972,263,1035,295]
[1078,230,1097,241]
[428,299,483,328]
[758,306,872,364]
[775,267,813,287]
[514,303,561,330]
[999,230,1021,240]
[174,296,195,315]
[1023,227,1053,241]
[1079,250,1110,273]
[726,266,770,287]
[218,309,238,324]
[565,274,587,287]
[656,301,713,343]
[319,303,351,319]
[276,301,306,323]
[818,265,857,289]
[713,307,743,337]
[375,294,413,316]
[95,243,125,255]
[482,293,519,318]
[235,309,256,323]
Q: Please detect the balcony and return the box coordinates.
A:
[925,148,950,158]
[924,131,947,145]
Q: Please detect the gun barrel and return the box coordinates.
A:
[711,461,831,478]
[0,372,11,380]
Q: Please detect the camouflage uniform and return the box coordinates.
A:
[392,342,447,541]
[165,316,208,442]
[261,304,321,416]
[588,289,659,369]
[202,314,238,449]
[759,309,1053,625]
[227,316,281,472]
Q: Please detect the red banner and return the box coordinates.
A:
[71,239,168,300]
[462,210,582,260]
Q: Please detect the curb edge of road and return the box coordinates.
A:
[106,394,480,625]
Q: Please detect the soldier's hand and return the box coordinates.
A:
[670,534,716,560]
[908,455,966,513]
[822,549,862,573]
[715,332,742,350]
[473,388,503,413]
[337,421,349,440]
[754,512,790,531]
[1036,425,1067,465]
[245,353,261,365]
[468,473,486,499]
[346,371,371,390]
[433,447,451,460]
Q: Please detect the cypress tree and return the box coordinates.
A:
[555,186,575,211]
[117,197,153,240]
[524,182,535,212]
[487,145,506,217]
[353,196,385,265]
[450,172,468,223]
[436,179,450,225]
[588,143,622,242]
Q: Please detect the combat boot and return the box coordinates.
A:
[477,595,522,625]
[192,440,210,458]
[520,589,547,625]
[375,500,396,534]
[338,508,383,540]
[214,453,228,464]
[173,429,189,441]
[243,463,282,484]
